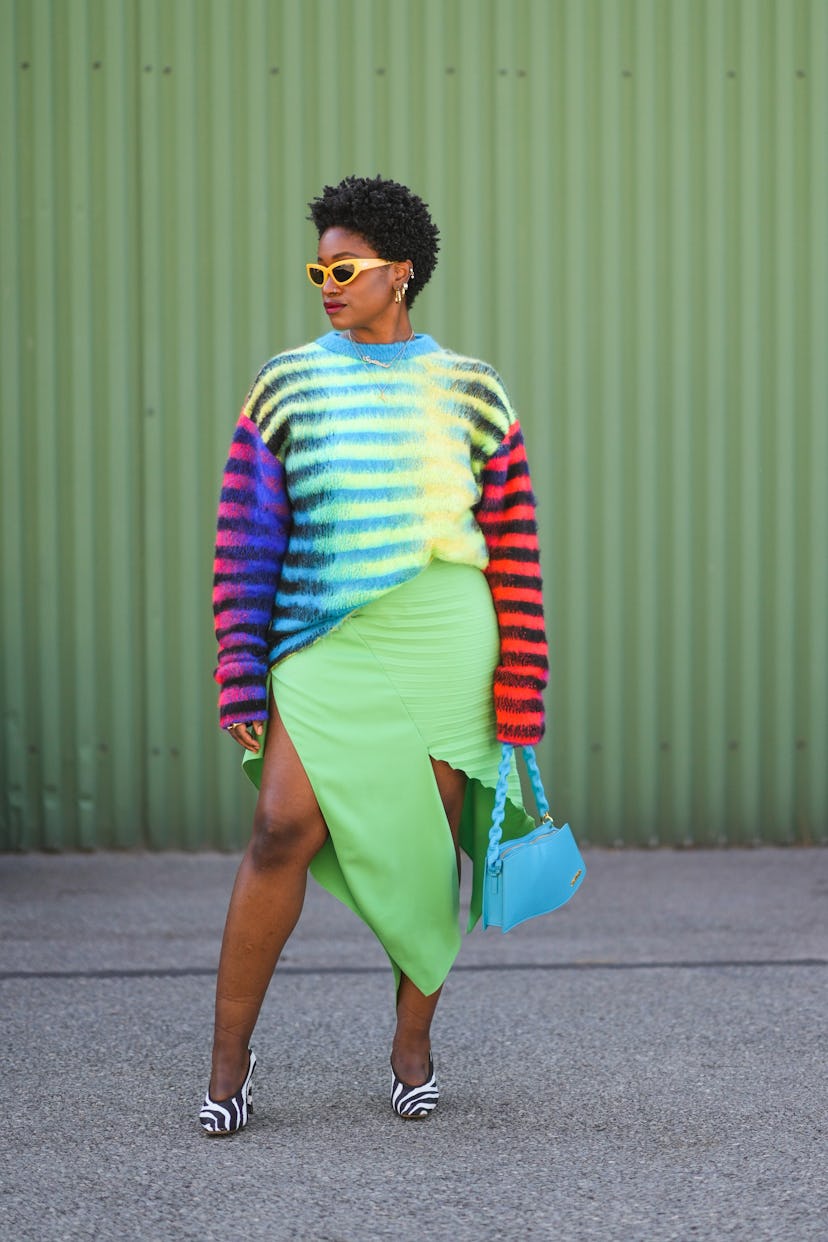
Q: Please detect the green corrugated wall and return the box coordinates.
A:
[1,0,825,850]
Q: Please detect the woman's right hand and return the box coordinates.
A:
[225,721,265,753]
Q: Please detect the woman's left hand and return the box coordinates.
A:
[226,721,265,753]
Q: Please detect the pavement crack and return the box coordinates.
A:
[0,958,825,981]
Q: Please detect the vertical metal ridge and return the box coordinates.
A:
[100,0,145,848]
[0,0,26,847]
[628,0,663,844]
[803,0,828,844]
[765,0,797,843]
[61,0,96,849]
[665,0,699,845]
[28,0,63,850]
[136,0,169,848]
[731,0,766,844]
[556,0,592,840]
[700,0,735,843]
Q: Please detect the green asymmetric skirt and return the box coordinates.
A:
[242,558,535,996]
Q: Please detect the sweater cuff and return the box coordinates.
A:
[493,682,546,745]
[495,717,546,745]
[217,678,269,731]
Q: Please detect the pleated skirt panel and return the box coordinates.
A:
[242,559,535,996]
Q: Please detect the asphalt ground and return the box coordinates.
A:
[1,848,826,1242]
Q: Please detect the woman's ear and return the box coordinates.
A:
[393,260,413,286]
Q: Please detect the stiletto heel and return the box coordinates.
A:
[390,1054,438,1119]
[199,1050,257,1136]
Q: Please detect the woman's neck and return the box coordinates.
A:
[348,309,413,344]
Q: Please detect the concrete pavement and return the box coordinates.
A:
[1,848,826,1241]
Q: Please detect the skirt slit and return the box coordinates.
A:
[242,559,535,997]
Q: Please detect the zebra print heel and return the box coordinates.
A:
[391,1054,439,1119]
[199,1050,257,1136]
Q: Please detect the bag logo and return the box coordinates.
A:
[570,868,583,887]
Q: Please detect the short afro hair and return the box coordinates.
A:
[308,175,439,307]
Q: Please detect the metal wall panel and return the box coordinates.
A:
[1,0,825,848]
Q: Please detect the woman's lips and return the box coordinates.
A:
[324,302,345,315]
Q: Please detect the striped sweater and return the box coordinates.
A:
[213,331,548,743]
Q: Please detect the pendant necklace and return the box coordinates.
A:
[347,329,415,401]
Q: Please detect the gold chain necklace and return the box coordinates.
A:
[347,329,415,401]
[347,327,414,365]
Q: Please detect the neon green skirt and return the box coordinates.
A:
[242,559,534,996]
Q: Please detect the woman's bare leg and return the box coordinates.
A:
[391,757,467,1086]
[209,701,328,1099]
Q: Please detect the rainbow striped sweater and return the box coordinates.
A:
[213,331,548,743]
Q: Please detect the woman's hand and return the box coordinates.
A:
[225,721,265,753]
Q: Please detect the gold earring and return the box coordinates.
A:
[395,287,403,304]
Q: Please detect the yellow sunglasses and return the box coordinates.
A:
[306,257,393,288]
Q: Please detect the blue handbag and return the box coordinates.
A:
[482,743,586,932]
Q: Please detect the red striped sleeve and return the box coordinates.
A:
[213,414,291,729]
[475,422,548,744]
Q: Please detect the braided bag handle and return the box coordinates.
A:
[486,742,551,873]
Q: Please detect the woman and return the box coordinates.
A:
[200,175,548,1134]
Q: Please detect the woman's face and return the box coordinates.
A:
[314,227,408,340]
